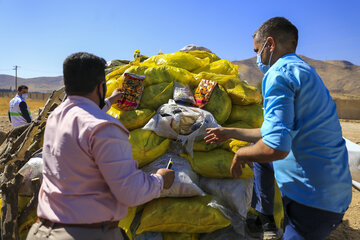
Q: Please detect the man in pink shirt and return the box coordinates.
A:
[26,52,174,240]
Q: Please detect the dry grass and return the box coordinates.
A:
[0,97,47,116]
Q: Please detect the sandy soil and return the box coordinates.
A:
[0,117,359,239]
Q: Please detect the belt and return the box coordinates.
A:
[37,218,119,229]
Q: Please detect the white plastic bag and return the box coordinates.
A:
[345,138,360,182]
[18,154,43,196]
[142,99,220,156]
[141,154,205,197]
[173,82,195,105]
[199,177,253,219]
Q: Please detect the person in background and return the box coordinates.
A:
[26,52,175,240]
[9,85,32,128]
[205,17,352,240]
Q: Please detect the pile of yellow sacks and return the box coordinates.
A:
[105,49,282,239]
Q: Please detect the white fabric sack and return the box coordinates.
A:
[179,44,214,53]
[141,154,205,197]
[18,154,43,196]
[345,138,360,182]
[199,177,253,218]
[142,99,219,156]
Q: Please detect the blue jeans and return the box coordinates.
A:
[251,162,275,216]
[282,196,344,240]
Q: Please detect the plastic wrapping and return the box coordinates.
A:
[199,177,253,218]
[345,137,360,182]
[141,154,205,197]
[116,73,145,111]
[142,100,220,156]
[18,154,43,196]
[194,79,217,108]
[173,82,195,105]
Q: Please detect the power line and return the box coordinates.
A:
[13,65,20,90]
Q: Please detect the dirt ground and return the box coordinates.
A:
[0,113,359,239]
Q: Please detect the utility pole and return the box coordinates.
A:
[13,65,20,91]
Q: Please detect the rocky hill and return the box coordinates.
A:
[232,55,360,96]
[0,75,63,92]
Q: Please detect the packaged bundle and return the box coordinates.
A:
[116,73,145,111]
[194,79,217,108]
[173,82,195,105]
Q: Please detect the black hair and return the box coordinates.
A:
[18,85,28,92]
[253,17,298,50]
[63,52,106,95]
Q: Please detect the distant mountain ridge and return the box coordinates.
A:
[0,75,63,92]
[232,55,360,96]
[0,55,359,95]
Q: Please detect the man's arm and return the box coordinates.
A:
[91,123,174,206]
[230,139,289,178]
[204,127,262,144]
[19,101,31,123]
[101,88,123,112]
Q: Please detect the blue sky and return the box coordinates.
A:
[1,0,359,78]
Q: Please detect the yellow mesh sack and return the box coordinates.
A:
[105,78,122,98]
[227,104,264,128]
[106,64,130,81]
[163,232,199,240]
[274,180,284,228]
[222,139,251,153]
[193,140,221,152]
[194,59,239,75]
[129,129,171,167]
[203,85,232,124]
[107,107,155,130]
[118,207,137,240]
[182,50,220,63]
[144,52,210,72]
[138,82,174,110]
[136,195,230,234]
[225,81,262,105]
[124,64,149,76]
[144,65,198,87]
[194,72,262,105]
[182,149,253,178]
[194,72,239,88]
[223,120,253,129]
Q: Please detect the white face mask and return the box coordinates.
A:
[22,93,28,99]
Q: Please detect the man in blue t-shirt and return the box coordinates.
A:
[205,17,352,240]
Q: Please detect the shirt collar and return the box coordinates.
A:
[67,95,100,109]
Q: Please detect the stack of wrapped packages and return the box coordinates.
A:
[105,46,282,240]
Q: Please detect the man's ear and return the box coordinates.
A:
[266,36,276,52]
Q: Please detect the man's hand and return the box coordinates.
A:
[106,88,123,105]
[230,151,254,178]
[204,127,231,144]
[156,169,175,189]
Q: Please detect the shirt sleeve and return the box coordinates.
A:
[261,71,295,152]
[19,101,32,123]
[90,123,163,207]
[101,99,111,113]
